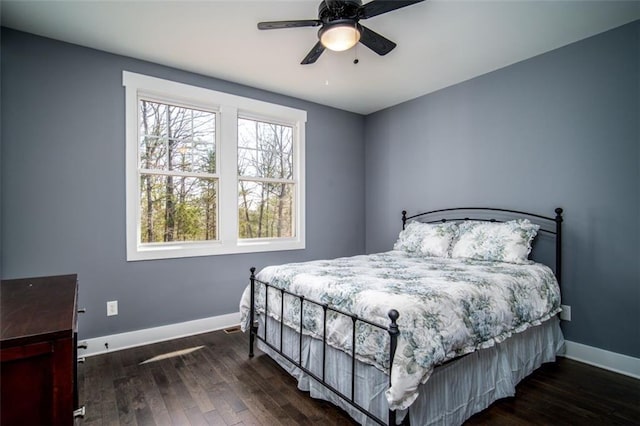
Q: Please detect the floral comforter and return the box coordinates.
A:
[239,250,561,410]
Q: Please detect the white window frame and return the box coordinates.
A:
[123,71,306,261]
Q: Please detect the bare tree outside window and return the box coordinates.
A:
[138,100,217,243]
[238,118,294,239]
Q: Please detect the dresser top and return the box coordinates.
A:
[1,274,78,346]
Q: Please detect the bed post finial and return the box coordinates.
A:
[388,309,399,323]
[554,208,563,288]
[387,309,400,364]
[402,211,407,230]
[388,309,400,425]
[388,309,400,357]
[249,267,257,358]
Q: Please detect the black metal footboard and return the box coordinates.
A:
[248,267,401,426]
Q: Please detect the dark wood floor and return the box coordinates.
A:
[77,329,640,425]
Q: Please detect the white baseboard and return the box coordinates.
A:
[79,311,241,357]
[560,340,640,379]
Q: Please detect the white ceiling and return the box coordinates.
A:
[2,0,639,115]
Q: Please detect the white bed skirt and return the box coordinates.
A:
[255,315,564,425]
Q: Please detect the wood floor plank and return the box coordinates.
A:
[151,367,191,425]
[176,359,216,413]
[98,397,120,425]
[227,382,290,425]
[187,347,226,389]
[185,405,210,426]
[205,387,244,426]
[236,408,263,426]
[129,374,156,426]
[202,409,228,426]
[79,329,640,426]
[113,376,139,426]
[81,367,104,424]
[220,355,309,425]
[109,350,127,380]
[133,370,167,425]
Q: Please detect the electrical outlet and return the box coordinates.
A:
[107,300,118,316]
[560,304,571,321]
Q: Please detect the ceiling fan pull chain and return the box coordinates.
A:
[353,23,359,65]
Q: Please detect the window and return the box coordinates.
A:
[238,118,295,240]
[138,100,218,244]
[124,72,306,260]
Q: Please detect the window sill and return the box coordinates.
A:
[127,239,305,261]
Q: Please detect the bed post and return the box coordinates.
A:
[402,211,407,230]
[554,208,563,287]
[388,309,400,426]
[249,266,257,358]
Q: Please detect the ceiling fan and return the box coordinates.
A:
[257,0,425,65]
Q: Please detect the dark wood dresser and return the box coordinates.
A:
[1,274,81,426]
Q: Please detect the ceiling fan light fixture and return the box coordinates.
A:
[257,0,425,64]
[320,23,360,52]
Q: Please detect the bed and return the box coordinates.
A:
[239,207,564,425]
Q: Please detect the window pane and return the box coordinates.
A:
[139,136,167,170]
[192,112,215,143]
[238,118,293,179]
[169,139,216,174]
[140,174,218,243]
[166,106,193,140]
[139,100,216,173]
[139,100,168,138]
[238,180,294,239]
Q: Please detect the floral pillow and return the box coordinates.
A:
[394,221,459,258]
[451,219,540,264]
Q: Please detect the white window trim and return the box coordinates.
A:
[123,71,306,261]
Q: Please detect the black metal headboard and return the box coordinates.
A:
[401,207,563,287]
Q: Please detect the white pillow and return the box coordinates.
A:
[394,221,459,258]
[451,219,540,263]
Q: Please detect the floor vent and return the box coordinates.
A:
[223,325,242,334]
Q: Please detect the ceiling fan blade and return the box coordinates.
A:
[257,20,321,30]
[301,41,326,65]
[359,0,424,20]
[358,25,396,56]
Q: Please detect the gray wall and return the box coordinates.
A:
[1,28,366,339]
[365,21,639,358]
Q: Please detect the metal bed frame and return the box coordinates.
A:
[248,207,563,425]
